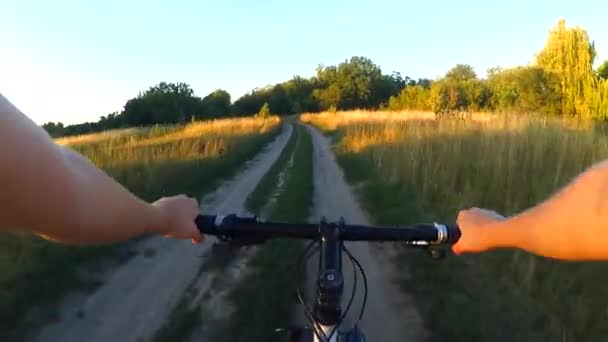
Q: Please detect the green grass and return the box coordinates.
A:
[335,155,551,342]
[304,111,608,341]
[0,118,281,341]
[246,124,298,214]
[219,124,313,342]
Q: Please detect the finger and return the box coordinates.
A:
[190,221,203,243]
[457,208,473,220]
[189,197,199,207]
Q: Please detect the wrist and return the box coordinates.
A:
[148,201,170,236]
[478,223,496,251]
[483,220,516,250]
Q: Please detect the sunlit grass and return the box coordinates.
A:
[303,111,608,341]
[62,117,281,168]
[300,110,499,132]
[55,127,145,146]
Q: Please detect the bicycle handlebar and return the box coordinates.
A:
[196,214,460,339]
[195,214,461,245]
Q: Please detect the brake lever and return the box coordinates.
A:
[427,247,446,260]
[403,241,446,260]
[214,237,267,247]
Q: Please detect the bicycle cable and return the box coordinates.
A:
[343,245,368,322]
[296,241,325,341]
[294,242,369,341]
[325,244,359,341]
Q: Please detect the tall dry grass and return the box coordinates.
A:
[1,116,281,341]
[62,117,280,166]
[303,110,608,341]
[62,117,281,198]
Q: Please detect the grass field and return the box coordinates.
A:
[302,111,608,341]
[0,116,281,341]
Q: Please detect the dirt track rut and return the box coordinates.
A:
[32,124,293,342]
[306,125,427,341]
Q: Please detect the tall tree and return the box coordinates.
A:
[314,57,390,110]
[268,84,291,114]
[445,64,477,82]
[232,88,270,115]
[596,60,608,80]
[122,82,204,125]
[487,66,561,114]
[283,76,318,113]
[536,19,597,117]
[42,122,65,137]
[388,86,431,111]
[201,89,231,118]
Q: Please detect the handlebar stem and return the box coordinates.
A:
[313,218,344,326]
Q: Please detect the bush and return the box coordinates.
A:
[256,102,272,118]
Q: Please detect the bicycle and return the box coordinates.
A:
[195,214,461,342]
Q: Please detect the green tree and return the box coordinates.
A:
[488,66,562,115]
[98,111,124,130]
[445,64,477,82]
[232,88,271,116]
[256,102,272,118]
[313,83,341,110]
[536,19,597,117]
[596,60,608,80]
[122,82,204,125]
[283,76,319,113]
[430,79,468,115]
[388,86,431,110]
[41,122,65,137]
[428,65,489,114]
[314,57,391,110]
[268,84,291,114]
[201,89,231,118]
[592,80,608,119]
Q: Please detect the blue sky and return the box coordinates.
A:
[1,0,606,125]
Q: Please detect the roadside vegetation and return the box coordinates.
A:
[303,110,608,341]
[0,116,281,341]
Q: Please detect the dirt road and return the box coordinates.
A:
[32,124,293,342]
[306,125,428,341]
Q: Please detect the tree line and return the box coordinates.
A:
[389,19,608,119]
[43,19,608,137]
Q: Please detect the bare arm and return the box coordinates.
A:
[455,161,608,260]
[0,93,202,245]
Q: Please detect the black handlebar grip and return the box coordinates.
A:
[195,215,218,235]
[447,225,461,244]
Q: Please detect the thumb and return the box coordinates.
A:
[188,221,203,243]
[452,243,463,255]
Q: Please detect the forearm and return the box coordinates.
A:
[0,93,167,244]
[483,165,608,260]
[48,147,167,244]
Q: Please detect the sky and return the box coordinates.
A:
[1,0,606,125]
